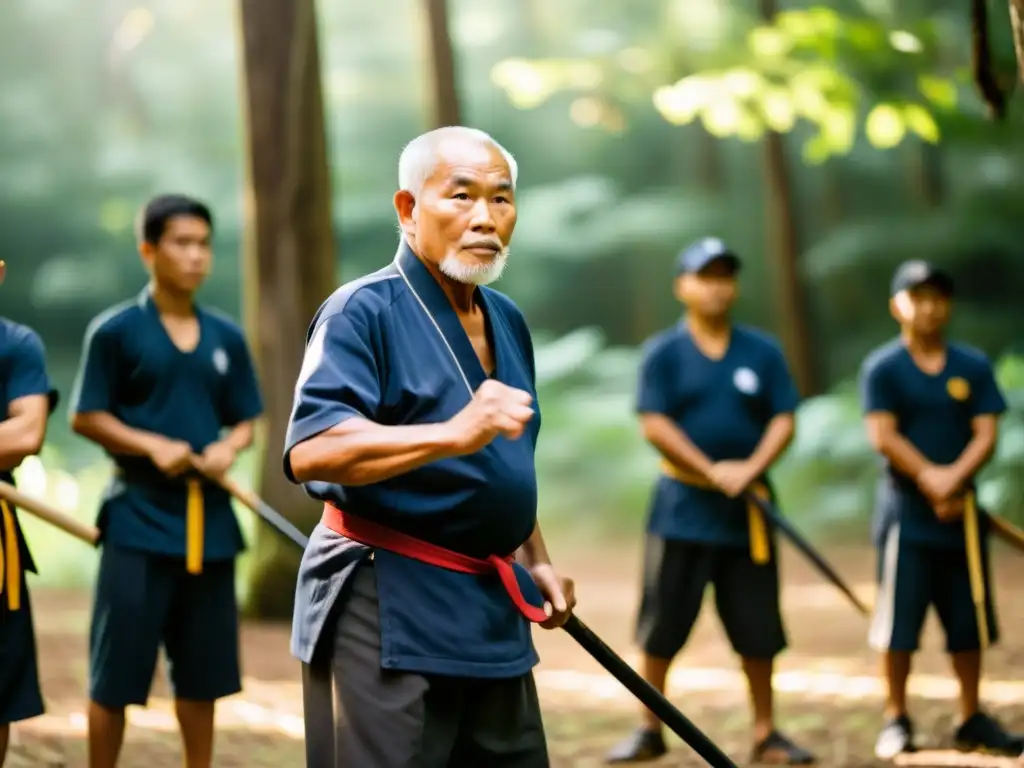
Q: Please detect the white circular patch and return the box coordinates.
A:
[733,367,759,395]
[212,348,229,375]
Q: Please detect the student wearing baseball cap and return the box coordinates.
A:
[607,238,814,764]
[859,260,1022,758]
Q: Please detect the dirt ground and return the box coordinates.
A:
[8,540,1024,767]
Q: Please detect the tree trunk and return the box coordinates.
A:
[1011,0,1024,85]
[970,0,1007,119]
[238,0,336,619]
[910,142,944,208]
[757,0,818,396]
[423,0,462,126]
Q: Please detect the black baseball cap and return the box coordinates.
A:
[890,260,954,297]
[676,237,741,276]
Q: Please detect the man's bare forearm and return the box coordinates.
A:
[746,414,794,477]
[288,418,462,486]
[951,418,998,488]
[639,413,713,477]
[71,411,164,458]
[221,420,256,453]
[866,413,934,481]
[0,396,48,470]
[877,432,932,481]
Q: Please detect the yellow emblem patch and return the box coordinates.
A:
[947,376,970,401]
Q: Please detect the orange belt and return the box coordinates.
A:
[659,461,772,564]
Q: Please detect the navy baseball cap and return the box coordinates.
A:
[890,260,954,297]
[676,238,741,275]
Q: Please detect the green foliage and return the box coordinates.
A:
[492,5,967,163]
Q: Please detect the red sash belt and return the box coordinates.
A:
[321,504,547,624]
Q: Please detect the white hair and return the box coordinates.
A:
[397,126,518,196]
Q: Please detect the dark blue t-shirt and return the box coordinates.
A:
[0,319,56,574]
[69,290,264,560]
[285,243,544,679]
[859,338,1006,548]
[636,323,799,546]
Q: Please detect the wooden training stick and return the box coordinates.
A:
[0,480,100,545]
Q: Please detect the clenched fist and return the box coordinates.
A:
[445,379,535,455]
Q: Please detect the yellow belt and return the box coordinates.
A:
[114,471,204,574]
[0,500,22,611]
[186,478,204,575]
[961,491,988,649]
[659,460,771,564]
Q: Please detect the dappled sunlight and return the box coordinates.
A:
[895,753,1020,767]
[22,686,305,741]
[781,580,876,611]
[490,58,604,110]
[111,8,155,55]
[536,663,1024,708]
[15,455,49,497]
[888,29,924,53]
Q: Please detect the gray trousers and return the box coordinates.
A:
[302,564,550,767]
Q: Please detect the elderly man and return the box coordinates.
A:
[285,126,576,767]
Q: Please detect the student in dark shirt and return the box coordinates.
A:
[0,263,57,767]
[859,260,1022,759]
[607,238,814,765]
[69,195,264,768]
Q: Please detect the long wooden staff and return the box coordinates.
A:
[210,477,739,768]
[0,480,100,544]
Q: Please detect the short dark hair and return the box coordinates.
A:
[136,194,214,245]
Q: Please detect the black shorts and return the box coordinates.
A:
[89,545,241,708]
[304,563,549,768]
[868,526,998,653]
[635,536,787,660]
[0,574,45,725]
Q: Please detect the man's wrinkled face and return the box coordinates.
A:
[891,284,951,334]
[397,139,516,286]
[140,215,212,294]
[674,258,739,318]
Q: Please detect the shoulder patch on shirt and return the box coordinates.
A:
[733,366,760,395]
[947,376,970,401]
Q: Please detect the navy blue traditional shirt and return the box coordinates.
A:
[0,319,56,574]
[285,243,544,678]
[70,290,264,560]
[636,323,799,547]
[859,339,1006,548]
